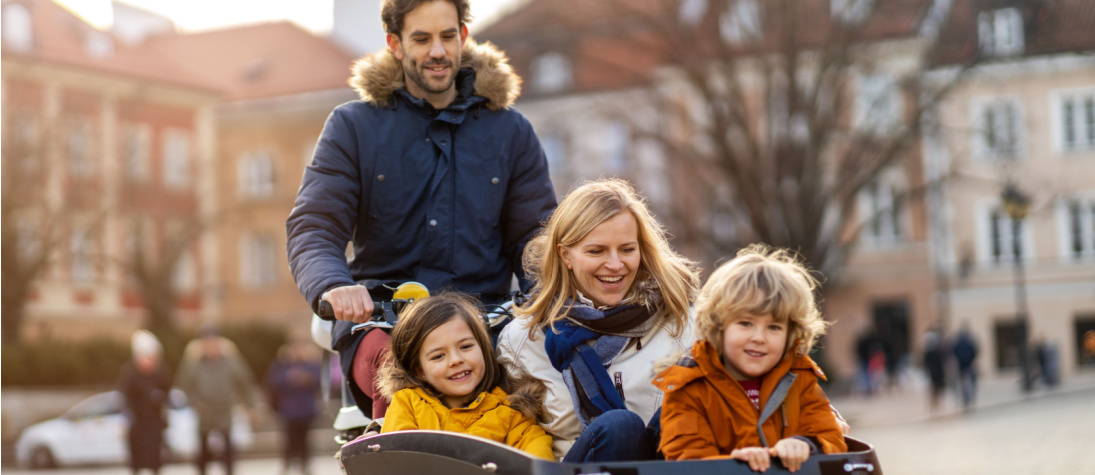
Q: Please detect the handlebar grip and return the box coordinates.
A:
[317,300,336,320]
[317,300,387,321]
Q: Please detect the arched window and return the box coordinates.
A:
[719,0,762,44]
[530,52,573,94]
[3,3,34,52]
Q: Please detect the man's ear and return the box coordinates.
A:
[386,33,404,60]
[460,24,468,42]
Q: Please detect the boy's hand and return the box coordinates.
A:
[770,438,811,472]
[730,446,771,472]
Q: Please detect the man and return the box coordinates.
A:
[175,327,258,475]
[286,0,556,419]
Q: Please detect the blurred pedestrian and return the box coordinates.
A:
[118,329,170,475]
[176,326,259,475]
[266,338,322,475]
[951,322,979,409]
[921,327,948,411]
[1034,335,1060,389]
[854,323,883,396]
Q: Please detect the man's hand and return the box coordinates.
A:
[770,438,810,472]
[730,446,771,472]
[321,285,374,323]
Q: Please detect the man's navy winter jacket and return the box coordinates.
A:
[286,41,556,311]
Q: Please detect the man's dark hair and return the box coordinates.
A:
[381,0,472,37]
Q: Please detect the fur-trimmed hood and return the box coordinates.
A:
[348,39,521,111]
[378,358,552,424]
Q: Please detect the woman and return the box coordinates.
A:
[497,178,698,462]
[118,329,171,475]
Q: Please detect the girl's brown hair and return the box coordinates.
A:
[517,179,698,338]
[694,244,830,358]
[378,293,549,421]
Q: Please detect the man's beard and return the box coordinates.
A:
[403,57,458,95]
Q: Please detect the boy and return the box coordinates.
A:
[655,244,846,472]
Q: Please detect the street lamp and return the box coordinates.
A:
[1000,182,1033,392]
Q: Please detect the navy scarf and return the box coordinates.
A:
[544,302,653,425]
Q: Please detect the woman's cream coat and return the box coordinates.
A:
[496,316,694,459]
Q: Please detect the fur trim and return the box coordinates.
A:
[377,354,417,401]
[505,369,553,424]
[376,357,552,424]
[348,39,521,111]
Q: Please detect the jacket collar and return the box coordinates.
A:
[654,340,827,394]
[349,39,521,111]
[410,386,507,412]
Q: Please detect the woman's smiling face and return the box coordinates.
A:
[560,211,641,307]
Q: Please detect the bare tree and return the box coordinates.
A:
[1,109,114,342]
[561,0,977,280]
[116,210,214,334]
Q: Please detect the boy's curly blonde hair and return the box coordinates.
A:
[695,244,829,358]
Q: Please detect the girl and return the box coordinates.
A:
[497,178,700,461]
[377,293,554,460]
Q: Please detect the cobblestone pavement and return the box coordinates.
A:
[851,388,1095,475]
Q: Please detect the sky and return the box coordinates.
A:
[55,0,521,34]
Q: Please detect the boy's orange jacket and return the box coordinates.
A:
[654,340,847,460]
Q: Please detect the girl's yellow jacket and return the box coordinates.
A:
[382,386,555,460]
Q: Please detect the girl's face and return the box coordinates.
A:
[417,316,485,408]
[721,312,788,380]
[559,212,641,307]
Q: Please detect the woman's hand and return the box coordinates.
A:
[770,438,811,472]
[730,446,771,472]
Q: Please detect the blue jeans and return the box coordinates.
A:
[563,409,660,463]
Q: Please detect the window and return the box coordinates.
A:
[1058,91,1095,152]
[720,0,762,44]
[238,151,275,198]
[85,31,114,58]
[860,179,904,245]
[162,129,191,188]
[1061,197,1095,260]
[679,0,708,25]
[987,207,1025,263]
[855,73,901,135]
[67,120,94,177]
[173,250,197,291]
[1074,315,1095,367]
[831,0,873,24]
[530,52,573,94]
[978,8,1023,57]
[2,3,33,52]
[603,121,630,175]
[976,99,1020,159]
[539,132,567,178]
[240,233,277,288]
[122,124,151,181]
[993,318,1025,369]
[70,228,96,284]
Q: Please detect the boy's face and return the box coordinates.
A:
[721,313,788,380]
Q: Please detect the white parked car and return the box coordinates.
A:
[15,389,253,469]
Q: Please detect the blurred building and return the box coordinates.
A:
[922,0,1095,379]
[2,0,220,338]
[480,0,944,382]
[128,22,356,326]
[482,0,1094,382]
[2,0,357,339]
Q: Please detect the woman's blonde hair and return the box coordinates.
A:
[694,244,829,358]
[517,179,698,338]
